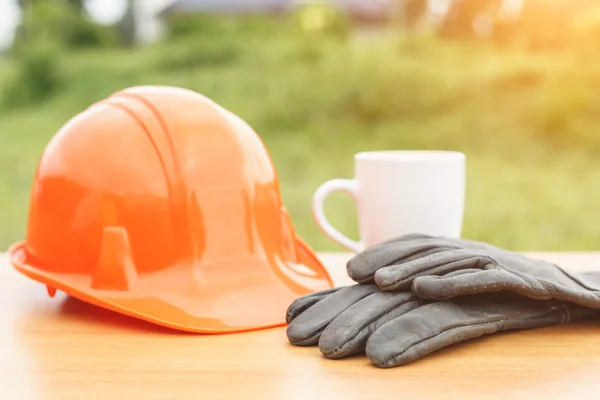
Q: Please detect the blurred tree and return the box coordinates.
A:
[398,0,428,33]
[17,0,84,15]
[13,0,119,51]
[570,1,600,54]
[66,0,84,13]
[438,0,502,39]
[1,39,63,109]
[516,0,570,50]
[13,0,66,48]
[436,0,587,52]
[438,0,483,38]
[117,0,137,48]
[487,0,585,51]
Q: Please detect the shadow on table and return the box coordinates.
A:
[58,295,197,335]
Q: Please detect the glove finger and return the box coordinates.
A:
[318,292,429,360]
[442,268,483,278]
[286,287,345,323]
[365,293,580,368]
[412,268,515,300]
[347,239,459,283]
[286,284,380,346]
[374,250,496,291]
[414,267,600,308]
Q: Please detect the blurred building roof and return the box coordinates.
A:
[293,0,391,19]
[159,0,392,20]
[159,0,291,15]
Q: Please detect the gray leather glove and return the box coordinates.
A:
[285,233,450,353]
[347,234,600,308]
[286,284,597,368]
[365,292,597,368]
[286,284,429,357]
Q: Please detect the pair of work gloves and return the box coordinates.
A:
[286,234,600,368]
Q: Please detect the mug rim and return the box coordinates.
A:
[355,150,465,162]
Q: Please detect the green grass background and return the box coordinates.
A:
[3,18,600,253]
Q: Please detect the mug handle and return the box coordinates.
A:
[312,179,362,253]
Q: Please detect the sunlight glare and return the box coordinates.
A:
[84,0,127,26]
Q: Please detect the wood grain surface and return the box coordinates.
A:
[2,251,600,400]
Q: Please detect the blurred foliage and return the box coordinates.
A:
[5,0,120,108]
[290,2,352,40]
[4,1,600,251]
[14,0,118,51]
[166,14,284,40]
[156,35,243,70]
[1,40,63,109]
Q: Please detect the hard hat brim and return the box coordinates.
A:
[9,240,334,334]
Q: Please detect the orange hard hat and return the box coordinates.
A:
[9,85,333,333]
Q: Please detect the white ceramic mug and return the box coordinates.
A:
[312,150,466,252]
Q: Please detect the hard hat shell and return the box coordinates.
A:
[9,85,333,333]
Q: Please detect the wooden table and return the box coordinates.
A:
[2,251,600,400]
